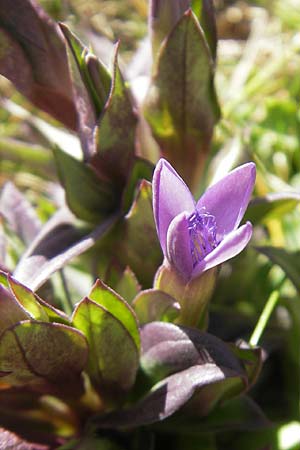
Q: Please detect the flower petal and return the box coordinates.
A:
[166,212,194,281]
[153,159,195,254]
[197,163,256,238]
[192,222,253,278]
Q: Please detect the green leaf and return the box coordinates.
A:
[53,146,117,224]
[0,321,88,391]
[191,0,217,60]
[0,283,30,335]
[7,274,69,324]
[143,10,220,191]
[8,275,49,322]
[119,180,162,287]
[106,266,141,304]
[121,157,154,213]
[88,279,140,351]
[91,44,137,185]
[255,246,300,294]
[72,297,139,396]
[133,289,180,324]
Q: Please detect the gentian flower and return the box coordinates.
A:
[153,159,256,282]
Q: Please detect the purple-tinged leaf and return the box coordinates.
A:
[0,182,41,245]
[59,23,111,159]
[7,274,70,325]
[8,275,49,322]
[0,428,49,450]
[88,279,140,351]
[72,297,139,397]
[133,289,180,324]
[140,322,245,381]
[143,10,220,191]
[13,208,83,287]
[91,43,137,187]
[13,209,118,290]
[96,363,245,428]
[0,321,88,394]
[0,0,77,129]
[255,246,300,295]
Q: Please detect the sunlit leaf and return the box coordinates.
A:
[88,279,140,351]
[72,297,139,396]
[143,10,220,191]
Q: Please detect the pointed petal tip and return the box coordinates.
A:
[191,221,253,279]
[152,158,195,255]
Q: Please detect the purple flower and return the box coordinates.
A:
[153,159,256,281]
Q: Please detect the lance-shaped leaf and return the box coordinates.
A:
[60,23,111,158]
[255,246,300,294]
[91,43,137,187]
[191,0,217,60]
[0,321,88,393]
[149,0,190,57]
[0,0,77,129]
[72,297,139,397]
[133,289,180,324]
[143,10,220,191]
[149,1,217,61]
[53,146,118,224]
[0,182,42,246]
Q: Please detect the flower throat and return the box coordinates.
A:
[188,208,218,268]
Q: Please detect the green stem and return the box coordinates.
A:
[249,290,280,347]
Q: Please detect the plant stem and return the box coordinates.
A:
[249,290,280,347]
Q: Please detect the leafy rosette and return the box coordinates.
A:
[93,322,264,433]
